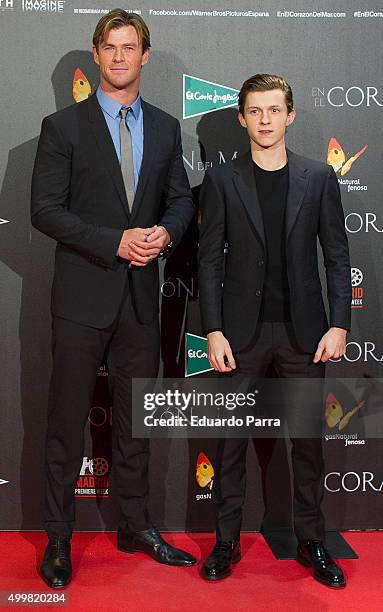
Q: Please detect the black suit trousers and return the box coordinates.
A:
[45,277,160,537]
[214,322,326,542]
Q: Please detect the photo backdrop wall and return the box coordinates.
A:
[0,0,382,533]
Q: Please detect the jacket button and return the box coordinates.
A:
[256,289,262,297]
[258,260,264,267]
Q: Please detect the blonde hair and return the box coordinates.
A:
[93,9,151,52]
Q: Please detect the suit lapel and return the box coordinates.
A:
[87,94,130,218]
[285,149,309,241]
[232,151,265,247]
[130,101,158,224]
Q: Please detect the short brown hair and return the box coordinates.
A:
[93,9,151,52]
[238,74,293,115]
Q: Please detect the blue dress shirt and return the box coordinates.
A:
[96,86,143,190]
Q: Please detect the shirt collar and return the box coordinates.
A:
[96,86,142,121]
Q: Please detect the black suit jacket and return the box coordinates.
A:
[198,149,351,353]
[31,93,194,328]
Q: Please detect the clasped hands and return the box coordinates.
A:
[118,225,170,266]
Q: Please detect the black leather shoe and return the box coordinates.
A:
[40,536,72,589]
[118,527,197,566]
[297,540,346,588]
[201,540,241,581]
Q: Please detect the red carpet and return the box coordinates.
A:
[0,531,381,611]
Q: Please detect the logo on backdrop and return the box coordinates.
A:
[183,75,239,119]
[327,138,367,176]
[97,364,108,378]
[351,267,365,309]
[326,137,368,192]
[325,392,365,437]
[21,0,65,11]
[75,456,109,498]
[345,212,383,234]
[73,68,92,103]
[330,342,383,363]
[0,218,10,225]
[185,333,213,377]
[195,452,214,501]
[325,472,383,492]
[0,0,13,10]
[88,405,111,427]
[161,277,196,299]
[183,149,239,173]
[312,86,383,108]
[0,478,9,486]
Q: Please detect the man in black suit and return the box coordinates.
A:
[198,74,351,587]
[31,10,196,588]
